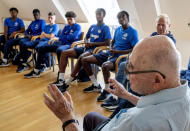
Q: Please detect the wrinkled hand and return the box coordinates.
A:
[43,84,74,123]
[110,49,119,54]
[106,78,129,99]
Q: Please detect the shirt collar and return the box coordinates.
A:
[137,79,189,108]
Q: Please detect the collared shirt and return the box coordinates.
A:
[102,79,190,131]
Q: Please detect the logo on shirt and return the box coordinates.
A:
[122,33,128,40]
[90,34,99,40]
[98,29,101,33]
[14,22,18,27]
[70,29,73,34]
[49,28,53,32]
[35,24,39,30]
[91,28,94,32]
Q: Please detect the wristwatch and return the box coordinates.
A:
[62,119,79,131]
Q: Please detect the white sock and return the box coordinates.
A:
[59,72,65,80]
[89,75,99,87]
[65,76,74,85]
[34,68,40,73]
[3,59,7,63]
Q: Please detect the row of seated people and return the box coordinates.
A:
[0,7,176,112]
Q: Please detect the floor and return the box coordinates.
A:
[0,60,111,131]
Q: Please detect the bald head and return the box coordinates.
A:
[129,36,181,95]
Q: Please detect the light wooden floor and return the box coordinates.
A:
[0,61,111,131]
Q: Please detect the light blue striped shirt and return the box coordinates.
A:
[102,79,190,131]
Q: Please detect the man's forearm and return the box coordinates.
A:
[123,92,140,106]
[116,49,132,54]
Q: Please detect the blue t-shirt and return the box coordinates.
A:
[4,17,25,35]
[86,23,111,49]
[25,19,46,36]
[113,26,139,51]
[151,31,176,44]
[59,23,81,45]
[42,24,59,40]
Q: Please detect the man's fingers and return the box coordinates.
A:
[51,84,64,100]
[48,85,57,101]
[43,93,55,112]
[64,92,72,103]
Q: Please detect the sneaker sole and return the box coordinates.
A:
[0,64,10,67]
[17,67,30,73]
[102,105,118,110]
[24,75,40,78]
[83,89,101,93]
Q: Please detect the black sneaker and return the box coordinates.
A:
[97,89,110,102]
[101,96,119,110]
[39,64,47,73]
[83,84,102,93]
[24,70,40,78]
[17,63,30,73]
[57,81,69,93]
[0,60,10,67]
[51,79,65,86]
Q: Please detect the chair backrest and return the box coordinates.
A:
[80,32,84,40]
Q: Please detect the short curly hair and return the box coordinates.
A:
[96,8,106,17]
[117,11,129,21]
[9,7,18,13]
[65,11,77,18]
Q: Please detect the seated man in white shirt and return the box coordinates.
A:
[43,35,190,131]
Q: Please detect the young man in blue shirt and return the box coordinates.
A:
[16,9,46,72]
[51,8,112,92]
[23,11,81,77]
[82,11,138,99]
[24,12,59,78]
[0,7,25,67]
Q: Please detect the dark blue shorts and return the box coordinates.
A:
[93,52,109,65]
[74,47,94,58]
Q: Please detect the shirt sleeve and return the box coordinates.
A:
[103,26,112,40]
[25,21,32,35]
[85,25,92,39]
[51,24,59,36]
[40,20,46,34]
[4,18,8,26]
[130,30,139,48]
[19,19,25,28]
[59,26,67,41]
[66,24,81,41]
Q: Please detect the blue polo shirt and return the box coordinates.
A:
[86,23,111,49]
[25,19,46,36]
[42,24,59,40]
[151,31,176,44]
[113,26,138,51]
[4,17,25,35]
[59,23,81,45]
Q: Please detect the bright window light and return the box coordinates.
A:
[77,0,120,26]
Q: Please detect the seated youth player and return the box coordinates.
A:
[95,11,139,102]
[24,12,59,78]
[23,11,81,77]
[0,7,25,67]
[50,8,111,92]
[16,9,46,72]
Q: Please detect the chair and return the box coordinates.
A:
[92,46,129,78]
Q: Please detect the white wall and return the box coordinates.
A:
[0,1,9,32]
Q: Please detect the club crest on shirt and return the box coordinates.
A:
[49,28,53,32]
[35,24,39,30]
[91,34,99,39]
[91,28,94,32]
[14,22,18,26]
[70,29,73,34]
[98,29,101,33]
[122,33,128,40]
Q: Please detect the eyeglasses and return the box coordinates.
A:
[126,62,166,79]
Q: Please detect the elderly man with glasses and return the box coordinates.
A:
[43,35,190,131]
